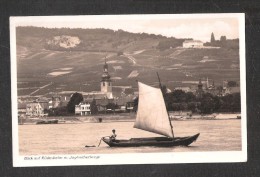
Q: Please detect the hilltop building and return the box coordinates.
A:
[183,40,204,48]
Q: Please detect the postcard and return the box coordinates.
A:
[10,14,246,167]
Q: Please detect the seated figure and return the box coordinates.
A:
[110,129,117,142]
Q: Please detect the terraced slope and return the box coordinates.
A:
[16,27,240,97]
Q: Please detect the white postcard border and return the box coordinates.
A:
[10,13,247,167]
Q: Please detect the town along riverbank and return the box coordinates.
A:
[19,113,136,124]
[19,112,241,125]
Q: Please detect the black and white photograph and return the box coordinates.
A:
[10,14,246,166]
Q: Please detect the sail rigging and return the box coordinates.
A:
[134,82,174,138]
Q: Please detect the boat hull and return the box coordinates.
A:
[36,120,58,124]
[102,133,200,147]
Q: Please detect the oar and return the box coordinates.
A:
[85,145,96,147]
[85,136,110,148]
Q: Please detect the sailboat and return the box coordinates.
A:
[102,80,200,147]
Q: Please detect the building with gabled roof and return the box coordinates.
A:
[183,40,204,48]
[26,100,49,117]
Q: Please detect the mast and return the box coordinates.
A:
[156,72,174,138]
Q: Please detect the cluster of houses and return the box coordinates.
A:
[18,60,137,118]
[182,32,225,49]
[18,94,71,118]
[74,94,135,116]
[74,60,136,116]
[176,78,240,98]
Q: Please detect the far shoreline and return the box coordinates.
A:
[19,112,241,125]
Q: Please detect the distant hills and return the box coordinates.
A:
[16,26,188,53]
[16,26,240,97]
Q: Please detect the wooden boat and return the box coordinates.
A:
[102,79,200,147]
[102,133,200,147]
[36,119,58,124]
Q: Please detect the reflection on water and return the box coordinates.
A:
[19,119,241,155]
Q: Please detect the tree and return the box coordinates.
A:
[227,81,237,87]
[185,92,197,102]
[67,92,83,113]
[163,90,198,111]
[106,103,116,110]
[133,97,139,112]
[161,85,168,97]
[219,93,240,112]
[171,90,187,102]
[231,93,241,112]
[90,99,98,115]
[47,106,70,116]
[199,93,214,114]
[187,102,198,112]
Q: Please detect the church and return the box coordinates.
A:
[75,60,115,115]
[82,60,114,99]
[100,60,113,98]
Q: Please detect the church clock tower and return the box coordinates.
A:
[101,60,112,93]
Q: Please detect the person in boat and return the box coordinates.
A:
[110,129,117,142]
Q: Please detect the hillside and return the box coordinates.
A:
[16,27,240,97]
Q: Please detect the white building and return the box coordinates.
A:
[174,87,191,93]
[183,40,204,48]
[75,102,91,116]
[26,101,48,117]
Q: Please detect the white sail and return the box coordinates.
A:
[134,82,174,138]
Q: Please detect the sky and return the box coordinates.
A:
[13,14,241,42]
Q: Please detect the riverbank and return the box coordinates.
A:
[19,112,241,125]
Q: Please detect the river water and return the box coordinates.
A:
[19,119,241,155]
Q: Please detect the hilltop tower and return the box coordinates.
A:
[101,59,112,93]
[211,32,215,43]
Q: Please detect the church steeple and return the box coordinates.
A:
[103,59,108,72]
[101,58,111,82]
[101,58,112,93]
